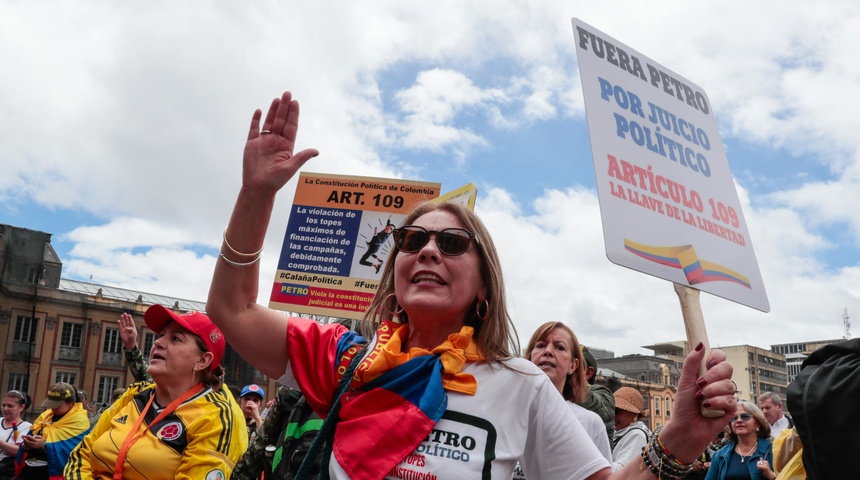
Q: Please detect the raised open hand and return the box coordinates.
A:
[242,91,319,194]
[118,312,138,351]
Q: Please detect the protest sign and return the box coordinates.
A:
[269,172,440,319]
[572,18,768,313]
[573,19,769,414]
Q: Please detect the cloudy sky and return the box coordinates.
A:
[4,1,859,357]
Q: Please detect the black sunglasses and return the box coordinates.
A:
[393,226,478,256]
[731,412,753,423]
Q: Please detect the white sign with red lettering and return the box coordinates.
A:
[572,17,769,312]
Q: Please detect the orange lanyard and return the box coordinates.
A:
[113,383,204,480]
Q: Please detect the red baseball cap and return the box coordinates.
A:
[144,304,225,371]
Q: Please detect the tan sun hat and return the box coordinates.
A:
[614,387,644,414]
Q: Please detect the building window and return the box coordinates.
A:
[13,315,38,343]
[102,328,123,365]
[8,373,28,393]
[12,316,38,356]
[55,371,78,386]
[654,396,661,416]
[96,376,120,405]
[143,332,157,358]
[665,397,671,417]
[26,266,42,284]
[59,322,84,361]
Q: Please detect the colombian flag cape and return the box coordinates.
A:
[15,402,91,480]
[288,319,481,480]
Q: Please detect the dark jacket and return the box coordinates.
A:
[704,438,772,480]
[787,338,860,480]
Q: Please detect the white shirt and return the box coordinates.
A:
[288,354,611,479]
[0,419,32,461]
[770,415,790,440]
[283,321,612,479]
[611,420,650,472]
[568,402,612,463]
[511,401,614,480]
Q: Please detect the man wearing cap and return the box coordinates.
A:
[577,346,615,447]
[611,386,651,472]
[240,384,265,441]
[18,382,91,479]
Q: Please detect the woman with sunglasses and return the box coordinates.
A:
[705,401,774,480]
[207,90,739,479]
[0,390,31,479]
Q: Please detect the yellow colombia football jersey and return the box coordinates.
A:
[65,382,247,480]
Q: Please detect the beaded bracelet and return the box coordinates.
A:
[640,427,694,479]
[219,251,262,267]
[642,445,689,478]
[223,228,264,257]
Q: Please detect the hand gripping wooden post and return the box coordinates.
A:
[673,282,725,418]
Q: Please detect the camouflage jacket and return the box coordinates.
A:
[125,345,151,383]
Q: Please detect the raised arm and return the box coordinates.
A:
[119,313,151,382]
[207,91,319,378]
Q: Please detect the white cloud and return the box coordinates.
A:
[5,0,860,358]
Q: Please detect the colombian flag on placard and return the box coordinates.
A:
[624,239,751,288]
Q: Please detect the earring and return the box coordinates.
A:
[380,292,404,322]
[475,298,489,321]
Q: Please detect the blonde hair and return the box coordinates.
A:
[361,201,519,359]
[730,400,771,441]
[524,322,588,403]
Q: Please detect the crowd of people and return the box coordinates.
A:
[0,90,837,479]
[0,363,800,480]
[205,90,737,479]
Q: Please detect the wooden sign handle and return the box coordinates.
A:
[673,283,725,418]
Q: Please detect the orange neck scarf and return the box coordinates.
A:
[355,323,484,395]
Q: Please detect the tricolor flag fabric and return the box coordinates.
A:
[286,319,478,480]
[15,402,91,480]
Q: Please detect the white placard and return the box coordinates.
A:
[572,18,769,312]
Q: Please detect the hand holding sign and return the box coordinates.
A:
[674,283,726,418]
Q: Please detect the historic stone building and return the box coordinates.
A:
[0,224,274,418]
[593,351,679,431]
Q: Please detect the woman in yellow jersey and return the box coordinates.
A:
[65,305,248,480]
